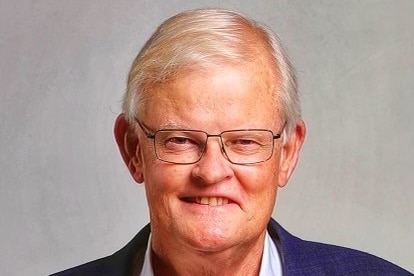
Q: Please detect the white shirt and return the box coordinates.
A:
[259,231,283,276]
[141,231,283,276]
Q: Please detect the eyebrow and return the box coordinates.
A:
[158,121,190,129]
[138,119,191,132]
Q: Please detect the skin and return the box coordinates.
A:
[114,58,306,275]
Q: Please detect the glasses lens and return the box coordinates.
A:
[154,130,207,164]
[221,130,274,164]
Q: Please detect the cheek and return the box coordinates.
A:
[236,161,280,207]
[144,165,194,223]
[143,160,191,195]
[241,158,280,189]
[236,166,278,198]
[235,167,278,225]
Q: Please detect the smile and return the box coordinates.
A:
[184,197,231,206]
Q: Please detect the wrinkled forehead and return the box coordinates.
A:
[141,54,280,102]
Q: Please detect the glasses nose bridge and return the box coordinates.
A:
[203,133,228,159]
[205,133,224,147]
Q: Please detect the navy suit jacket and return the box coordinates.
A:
[51,219,412,275]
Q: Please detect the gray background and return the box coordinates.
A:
[1,1,413,275]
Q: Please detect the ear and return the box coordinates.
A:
[114,114,144,184]
[278,119,306,187]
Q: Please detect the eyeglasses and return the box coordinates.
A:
[135,119,284,165]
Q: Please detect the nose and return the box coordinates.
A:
[191,137,234,185]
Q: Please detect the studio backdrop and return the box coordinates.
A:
[0,1,413,275]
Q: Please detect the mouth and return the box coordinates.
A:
[182,197,233,207]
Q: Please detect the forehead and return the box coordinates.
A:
[140,60,281,129]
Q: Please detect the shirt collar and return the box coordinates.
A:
[259,230,283,276]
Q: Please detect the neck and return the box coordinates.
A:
[150,231,266,276]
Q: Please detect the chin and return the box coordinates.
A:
[180,223,243,252]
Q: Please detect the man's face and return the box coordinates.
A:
[131,60,295,252]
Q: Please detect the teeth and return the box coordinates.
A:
[195,197,230,206]
[210,197,217,206]
[200,197,209,205]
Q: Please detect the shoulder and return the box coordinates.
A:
[287,239,411,275]
[50,224,150,276]
[49,256,119,276]
[268,219,412,275]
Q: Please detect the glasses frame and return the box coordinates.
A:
[135,118,284,165]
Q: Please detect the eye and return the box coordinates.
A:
[230,138,261,147]
[158,132,202,152]
[167,136,192,145]
[226,138,262,153]
[233,139,258,145]
[164,136,197,148]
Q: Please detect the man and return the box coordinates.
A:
[53,8,411,276]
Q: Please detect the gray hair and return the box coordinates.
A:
[123,8,301,140]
